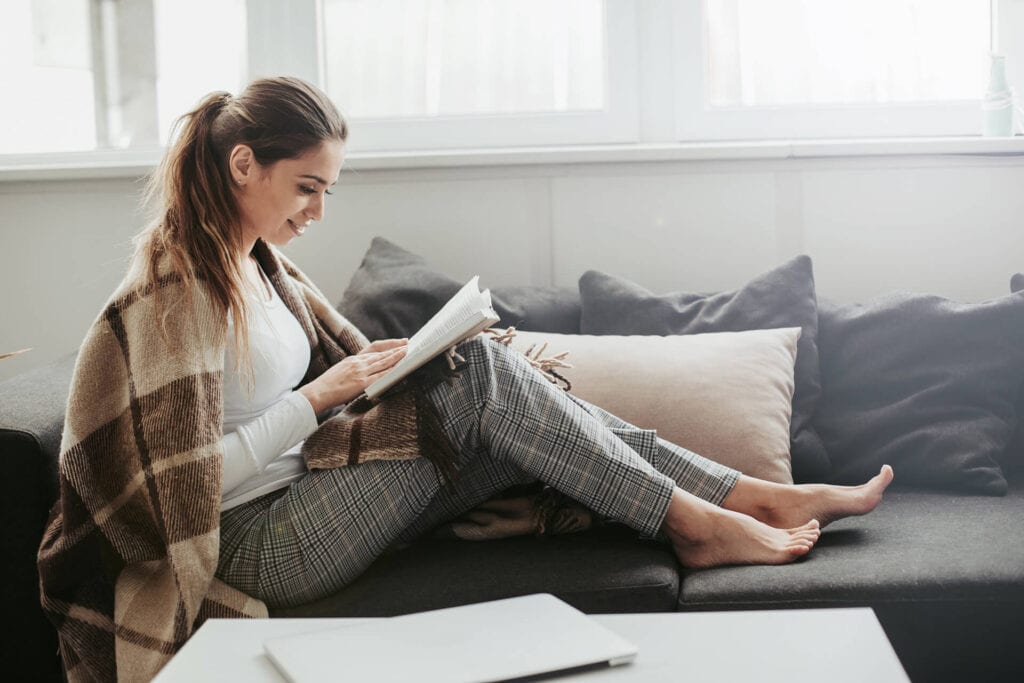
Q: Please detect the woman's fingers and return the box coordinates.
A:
[365,345,406,370]
[363,338,408,353]
[306,345,409,411]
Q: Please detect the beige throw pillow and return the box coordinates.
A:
[510,328,800,484]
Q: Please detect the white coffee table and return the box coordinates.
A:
[154,607,908,682]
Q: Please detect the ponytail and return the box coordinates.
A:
[136,91,250,371]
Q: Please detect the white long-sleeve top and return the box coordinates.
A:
[219,279,318,511]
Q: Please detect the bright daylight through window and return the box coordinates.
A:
[0,0,1017,160]
[321,0,605,119]
[705,0,990,107]
[0,0,246,155]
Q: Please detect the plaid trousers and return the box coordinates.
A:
[216,336,739,607]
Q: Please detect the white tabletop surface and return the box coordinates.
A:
[153,607,909,682]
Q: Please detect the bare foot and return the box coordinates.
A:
[663,489,821,569]
[754,465,895,529]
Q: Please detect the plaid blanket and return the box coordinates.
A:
[36,240,423,682]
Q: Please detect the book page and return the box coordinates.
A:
[365,276,499,399]
[405,277,490,355]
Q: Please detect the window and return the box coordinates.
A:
[315,0,638,151]
[706,0,989,107]
[0,0,247,155]
[0,0,96,153]
[677,0,998,140]
[154,0,248,146]
[323,0,605,118]
[1,0,1021,162]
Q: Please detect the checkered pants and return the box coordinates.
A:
[216,336,739,608]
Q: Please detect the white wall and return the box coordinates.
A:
[2,153,1023,382]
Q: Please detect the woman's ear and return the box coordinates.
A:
[228,144,256,187]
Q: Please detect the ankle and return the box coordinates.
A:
[663,489,714,543]
[723,477,792,525]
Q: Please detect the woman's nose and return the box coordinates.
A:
[307,194,325,222]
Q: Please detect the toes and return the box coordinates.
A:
[873,465,894,487]
[788,542,813,557]
[788,520,820,535]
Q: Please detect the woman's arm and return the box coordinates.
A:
[221,391,319,495]
[221,340,408,494]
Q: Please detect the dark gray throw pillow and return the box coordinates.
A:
[578,256,829,484]
[814,292,1024,495]
[338,237,582,341]
[1004,274,1024,480]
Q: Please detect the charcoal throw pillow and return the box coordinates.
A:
[1004,273,1024,479]
[814,292,1024,495]
[339,237,581,340]
[578,256,829,483]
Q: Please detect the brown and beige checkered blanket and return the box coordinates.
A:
[36,240,427,682]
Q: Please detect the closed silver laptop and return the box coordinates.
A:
[263,593,638,683]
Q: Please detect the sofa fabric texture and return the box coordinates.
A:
[680,482,1024,608]
[577,258,830,484]
[1005,274,1024,479]
[815,293,1024,494]
[272,525,681,618]
[0,355,74,683]
[680,481,1024,682]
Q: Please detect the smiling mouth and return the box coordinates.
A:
[287,219,307,236]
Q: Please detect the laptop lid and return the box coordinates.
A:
[263,593,638,683]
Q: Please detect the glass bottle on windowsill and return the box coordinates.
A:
[983,53,1016,137]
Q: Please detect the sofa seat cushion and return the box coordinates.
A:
[678,481,1024,682]
[271,525,679,618]
[680,482,1024,607]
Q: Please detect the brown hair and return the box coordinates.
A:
[135,76,347,369]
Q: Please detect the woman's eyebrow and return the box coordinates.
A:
[299,174,338,186]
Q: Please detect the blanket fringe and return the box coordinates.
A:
[482,326,573,391]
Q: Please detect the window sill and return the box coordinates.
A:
[1,136,1023,182]
[344,136,1024,170]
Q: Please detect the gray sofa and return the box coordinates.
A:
[4,241,1024,682]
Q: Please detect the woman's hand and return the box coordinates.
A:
[299,339,408,413]
[359,338,409,355]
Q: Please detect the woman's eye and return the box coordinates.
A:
[299,186,332,196]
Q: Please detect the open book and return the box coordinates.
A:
[364,276,500,400]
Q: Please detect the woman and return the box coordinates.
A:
[38,76,892,682]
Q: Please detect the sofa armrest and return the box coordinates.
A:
[0,353,75,503]
[0,352,77,683]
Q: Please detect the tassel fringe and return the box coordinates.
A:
[482,326,573,391]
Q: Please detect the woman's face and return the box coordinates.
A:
[234,139,345,249]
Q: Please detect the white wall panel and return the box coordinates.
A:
[283,176,552,302]
[0,178,140,380]
[550,170,778,292]
[803,164,1024,303]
